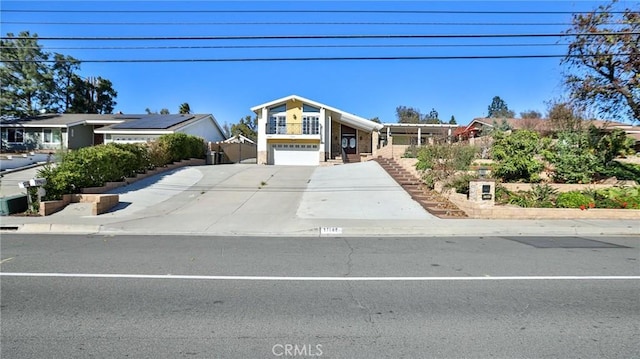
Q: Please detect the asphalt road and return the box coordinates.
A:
[1,234,639,358]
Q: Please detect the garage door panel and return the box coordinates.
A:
[270,143,319,166]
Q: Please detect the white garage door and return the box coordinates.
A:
[270,143,319,166]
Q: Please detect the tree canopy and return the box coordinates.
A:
[179,102,191,114]
[487,96,515,118]
[396,106,441,124]
[520,110,542,119]
[563,0,639,123]
[1,31,117,117]
[230,115,257,142]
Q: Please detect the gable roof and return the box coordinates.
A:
[0,113,124,128]
[222,134,256,144]
[94,114,225,135]
[466,117,638,133]
[251,94,383,132]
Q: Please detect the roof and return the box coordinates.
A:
[94,114,224,135]
[222,134,256,144]
[251,94,383,132]
[463,117,640,141]
[0,113,124,128]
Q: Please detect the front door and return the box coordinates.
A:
[341,125,357,155]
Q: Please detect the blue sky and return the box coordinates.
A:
[0,1,626,127]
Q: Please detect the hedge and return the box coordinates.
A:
[38,134,205,200]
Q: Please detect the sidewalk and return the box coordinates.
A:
[1,163,638,237]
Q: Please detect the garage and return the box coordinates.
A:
[269,143,319,166]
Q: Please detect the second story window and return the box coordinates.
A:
[267,104,287,134]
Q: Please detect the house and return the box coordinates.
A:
[0,114,123,152]
[251,95,383,166]
[95,114,226,144]
[0,113,226,152]
[462,117,639,148]
[223,134,255,144]
[379,123,459,146]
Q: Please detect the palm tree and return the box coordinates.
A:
[179,102,191,114]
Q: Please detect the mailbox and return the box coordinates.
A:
[18,181,30,189]
[29,178,47,187]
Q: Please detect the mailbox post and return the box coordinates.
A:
[18,178,47,211]
[468,179,495,207]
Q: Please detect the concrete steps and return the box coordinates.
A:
[374,157,467,219]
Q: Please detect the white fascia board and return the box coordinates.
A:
[94,129,173,135]
[12,123,69,128]
[381,123,459,128]
[84,119,125,125]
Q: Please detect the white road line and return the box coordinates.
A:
[1,273,639,281]
[0,257,15,264]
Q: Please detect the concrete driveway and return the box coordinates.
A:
[90,162,435,234]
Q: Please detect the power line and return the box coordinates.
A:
[2,9,628,14]
[0,21,593,26]
[2,43,571,51]
[3,53,630,63]
[4,32,636,41]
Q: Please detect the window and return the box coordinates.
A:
[4,129,24,143]
[43,129,54,143]
[268,115,287,134]
[303,116,319,135]
[303,104,320,112]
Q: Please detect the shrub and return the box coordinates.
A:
[491,130,544,183]
[157,133,205,163]
[444,173,478,195]
[543,131,600,183]
[416,143,478,173]
[592,187,640,209]
[598,161,640,182]
[38,143,155,200]
[530,183,558,208]
[107,142,152,175]
[588,126,635,164]
[556,191,593,208]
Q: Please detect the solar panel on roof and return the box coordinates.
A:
[111,115,195,130]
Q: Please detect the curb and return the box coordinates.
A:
[4,223,638,238]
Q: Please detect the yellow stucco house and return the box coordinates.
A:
[251,95,383,166]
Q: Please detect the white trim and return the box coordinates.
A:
[94,129,173,135]
[6,123,68,128]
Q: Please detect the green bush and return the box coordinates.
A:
[107,142,152,175]
[530,183,558,208]
[157,133,205,163]
[416,143,478,172]
[444,173,478,195]
[491,130,544,183]
[556,191,593,208]
[592,187,640,209]
[543,131,600,183]
[148,140,172,167]
[598,161,640,183]
[588,126,635,164]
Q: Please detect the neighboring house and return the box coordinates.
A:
[379,123,459,146]
[223,134,255,144]
[0,113,226,152]
[95,114,226,144]
[461,117,553,139]
[251,95,383,165]
[0,114,123,152]
[460,117,640,151]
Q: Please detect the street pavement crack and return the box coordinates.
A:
[343,238,354,277]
